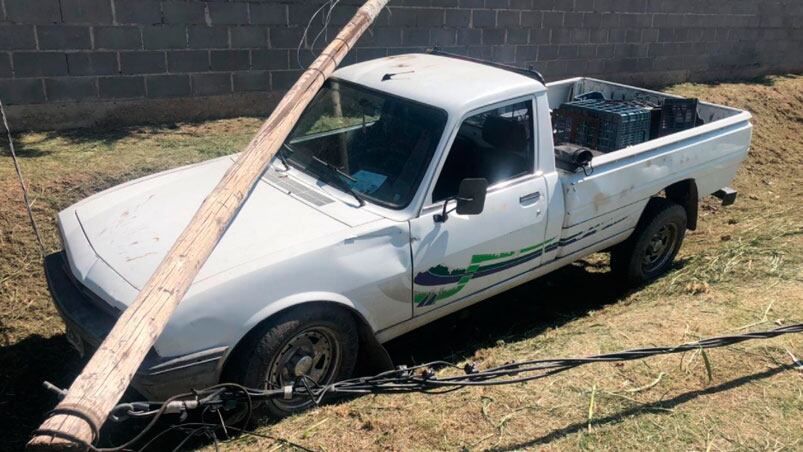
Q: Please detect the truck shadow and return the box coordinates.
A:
[0,333,82,450]
[0,332,147,451]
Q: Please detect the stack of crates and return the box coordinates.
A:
[553,99,652,153]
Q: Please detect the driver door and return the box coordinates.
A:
[411,98,549,316]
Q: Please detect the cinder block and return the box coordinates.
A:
[402,28,429,46]
[287,4,321,27]
[460,0,484,8]
[99,76,145,98]
[373,28,403,47]
[538,44,559,59]
[61,0,113,24]
[498,11,520,27]
[532,0,555,10]
[233,70,269,92]
[492,45,516,63]
[5,0,61,24]
[510,0,532,9]
[355,47,387,62]
[37,26,92,50]
[0,25,37,50]
[521,11,542,27]
[251,49,289,70]
[143,26,188,50]
[483,29,506,45]
[250,4,287,25]
[191,72,231,95]
[430,28,456,46]
[415,8,444,27]
[0,54,11,77]
[270,69,303,90]
[574,0,595,12]
[14,52,68,76]
[508,28,529,45]
[578,44,596,58]
[208,2,249,25]
[188,26,229,49]
[67,52,119,75]
[542,11,565,27]
[564,12,584,27]
[167,50,210,72]
[115,0,162,25]
[94,27,142,50]
[457,28,482,46]
[146,74,190,97]
[557,44,579,59]
[269,27,305,49]
[583,12,602,28]
[387,8,416,27]
[120,51,166,74]
[472,10,496,28]
[484,0,508,8]
[445,10,470,27]
[0,78,46,104]
[45,77,97,102]
[210,50,249,71]
[619,13,651,28]
[230,27,268,49]
[163,1,206,24]
[530,28,551,44]
[515,45,539,62]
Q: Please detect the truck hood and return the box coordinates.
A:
[72,156,380,290]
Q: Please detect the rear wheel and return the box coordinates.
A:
[224,304,359,418]
[611,198,687,286]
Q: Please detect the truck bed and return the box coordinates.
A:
[544,77,752,259]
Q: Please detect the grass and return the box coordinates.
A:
[1,75,802,451]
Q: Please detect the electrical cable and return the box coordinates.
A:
[62,323,800,451]
[0,97,46,256]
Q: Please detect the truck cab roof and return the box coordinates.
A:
[333,53,546,115]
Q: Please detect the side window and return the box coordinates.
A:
[432,100,534,202]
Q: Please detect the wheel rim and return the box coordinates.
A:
[265,326,341,411]
[642,223,678,273]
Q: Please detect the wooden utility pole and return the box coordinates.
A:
[28,0,389,449]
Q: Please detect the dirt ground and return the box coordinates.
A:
[1,75,801,451]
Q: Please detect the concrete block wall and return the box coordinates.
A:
[0,0,801,130]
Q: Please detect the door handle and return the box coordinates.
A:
[519,192,541,205]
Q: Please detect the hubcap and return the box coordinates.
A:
[642,223,678,273]
[265,327,340,410]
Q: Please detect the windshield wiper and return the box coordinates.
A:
[312,155,365,207]
[275,143,293,171]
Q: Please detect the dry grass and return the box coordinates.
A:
[1,75,802,451]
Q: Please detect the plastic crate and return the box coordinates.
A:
[553,99,652,152]
[658,98,698,136]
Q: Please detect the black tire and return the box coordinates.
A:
[224,304,359,418]
[611,198,687,287]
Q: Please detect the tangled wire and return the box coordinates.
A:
[42,323,802,451]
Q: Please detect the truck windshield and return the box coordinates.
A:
[282,79,447,209]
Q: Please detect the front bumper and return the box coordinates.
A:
[44,252,225,400]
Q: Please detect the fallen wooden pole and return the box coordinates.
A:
[28,0,389,449]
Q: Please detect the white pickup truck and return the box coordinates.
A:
[47,53,752,416]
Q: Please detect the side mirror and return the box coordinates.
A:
[456,178,488,215]
[435,178,488,222]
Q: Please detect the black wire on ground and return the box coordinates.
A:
[45,323,801,451]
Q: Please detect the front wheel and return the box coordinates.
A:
[225,305,359,418]
[611,198,687,286]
